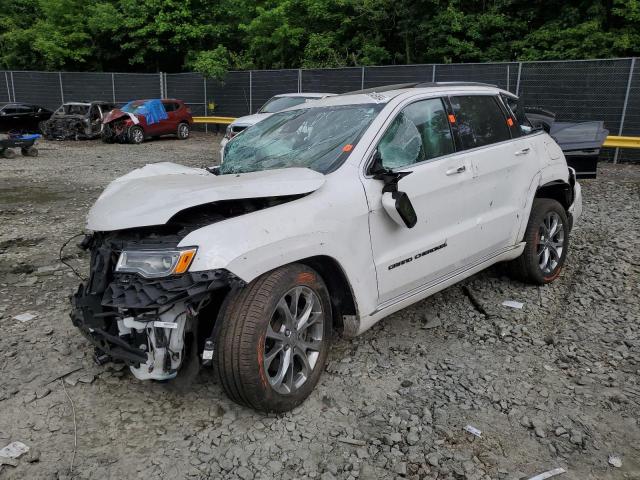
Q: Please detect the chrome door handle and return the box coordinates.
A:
[446,165,466,175]
[515,148,530,156]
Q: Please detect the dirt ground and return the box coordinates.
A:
[0,133,638,480]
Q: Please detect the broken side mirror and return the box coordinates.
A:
[370,149,418,229]
[382,190,417,228]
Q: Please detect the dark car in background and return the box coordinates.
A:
[102,99,193,144]
[0,103,52,133]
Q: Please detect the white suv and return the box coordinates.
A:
[219,92,334,161]
[71,82,582,412]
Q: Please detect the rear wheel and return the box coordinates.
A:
[2,148,16,159]
[21,147,38,157]
[507,198,569,284]
[215,264,331,412]
[128,125,145,144]
[177,122,190,140]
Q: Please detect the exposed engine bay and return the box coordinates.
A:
[69,194,304,380]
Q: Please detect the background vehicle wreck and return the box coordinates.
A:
[101,99,193,144]
[41,101,116,140]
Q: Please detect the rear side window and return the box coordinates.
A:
[163,102,175,112]
[450,95,511,150]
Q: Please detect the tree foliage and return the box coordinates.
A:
[0,0,637,74]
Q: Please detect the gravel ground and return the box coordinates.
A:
[0,134,638,480]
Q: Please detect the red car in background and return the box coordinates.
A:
[102,99,193,144]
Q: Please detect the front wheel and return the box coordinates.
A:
[507,198,570,284]
[177,122,190,140]
[215,264,331,412]
[128,125,145,144]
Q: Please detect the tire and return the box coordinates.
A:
[3,148,16,159]
[507,198,569,284]
[215,263,332,412]
[21,147,38,157]
[177,122,190,140]
[101,126,114,143]
[128,125,145,144]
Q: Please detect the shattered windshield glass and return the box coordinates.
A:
[258,96,311,113]
[56,104,89,116]
[220,104,382,175]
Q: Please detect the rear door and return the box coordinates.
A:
[362,96,480,304]
[448,94,535,257]
[159,101,178,135]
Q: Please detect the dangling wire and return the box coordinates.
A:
[59,233,87,281]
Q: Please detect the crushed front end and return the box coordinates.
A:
[70,229,243,380]
[42,115,92,140]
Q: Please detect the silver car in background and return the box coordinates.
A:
[219,92,334,160]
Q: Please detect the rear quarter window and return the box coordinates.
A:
[450,95,511,150]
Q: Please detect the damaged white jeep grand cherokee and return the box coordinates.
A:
[71,82,582,412]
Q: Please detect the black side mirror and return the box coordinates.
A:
[370,149,418,228]
[386,191,417,228]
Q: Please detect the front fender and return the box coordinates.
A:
[178,168,380,317]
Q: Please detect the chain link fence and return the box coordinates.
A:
[1,58,638,161]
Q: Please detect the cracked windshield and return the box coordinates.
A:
[220,104,382,174]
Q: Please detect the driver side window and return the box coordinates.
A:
[378,98,454,170]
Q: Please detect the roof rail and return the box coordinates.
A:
[341,83,421,95]
[415,81,498,88]
[343,81,499,96]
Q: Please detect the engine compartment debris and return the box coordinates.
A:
[41,102,115,140]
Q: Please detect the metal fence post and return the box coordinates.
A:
[165,72,168,98]
[515,62,522,96]
[249,70,253,114]
[111,73,116,103]
[432,65,436,82]
[10,71,15,102]
[203,76,208,134]
[506,64,510,92]
[159,72,164,99]
[58,72,64,103]
[298,69,302,93]
[361,67,365,90]
[4,72,11,102]
[614,57,636,164]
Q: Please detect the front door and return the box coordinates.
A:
[362,97,481,305]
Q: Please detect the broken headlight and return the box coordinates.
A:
[115,248,197,278]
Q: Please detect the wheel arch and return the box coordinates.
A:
[534,179,573,211]
[296,255,358,334]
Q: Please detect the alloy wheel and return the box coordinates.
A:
[263,286,324,395]
[537,211,565,275]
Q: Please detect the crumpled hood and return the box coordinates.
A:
[231,112,272,127]
[103,109,132,124]
[87,162,325,231]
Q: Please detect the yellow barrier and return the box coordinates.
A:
[192,116,236,125]
[603,136,640,149]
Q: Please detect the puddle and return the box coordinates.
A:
[0,185,65,204]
